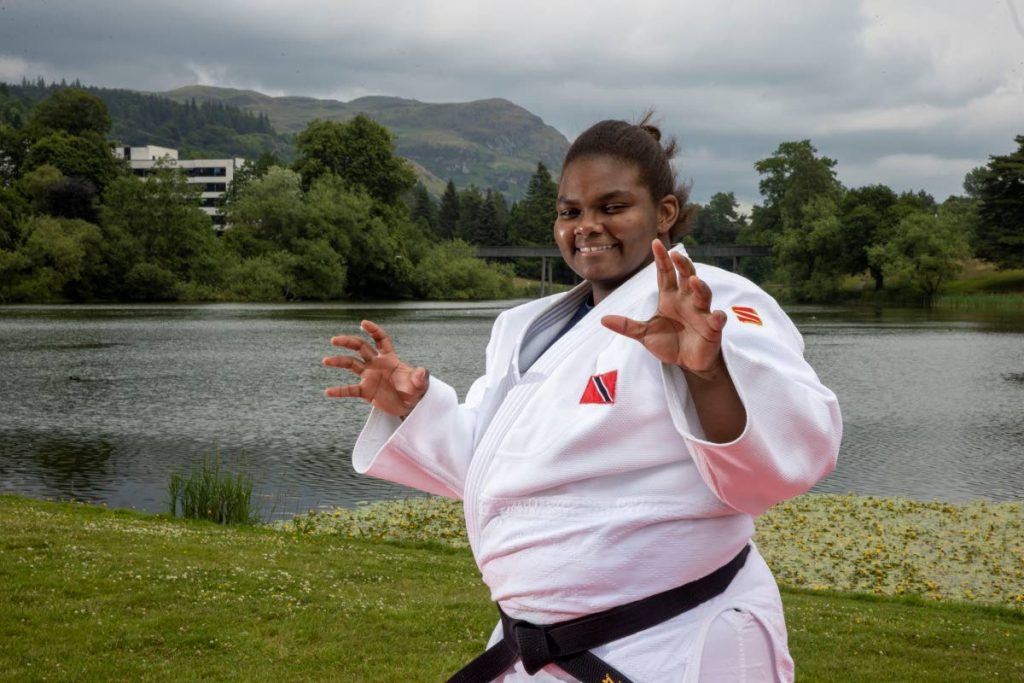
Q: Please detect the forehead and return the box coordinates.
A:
[558,156,646,200]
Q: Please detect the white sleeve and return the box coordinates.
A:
[662,270,842,516]
[350,314,504,500]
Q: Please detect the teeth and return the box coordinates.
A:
[578,245,616,253]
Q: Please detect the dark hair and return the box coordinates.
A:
[561,112,696,241]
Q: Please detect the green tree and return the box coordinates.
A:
[411,240,515,300]
[509,162,557,245]
[304,174,417,298]
[23,130,124,193]
[437,180,460,240]
[754,140,840,234]
[456,185,484,242]
[224,167,308,257]
[692,192,744,245]
[410,182,438,235]
[224,152,282,204]
[292,115,416,204]
[750,140,843,288]
[775,196,847,301]
[838,184,899,290]
[3,216,105,301]
[973,135,1024,268]
[868,207,970,306]
[101,161,224,294]
[28,89,111,138]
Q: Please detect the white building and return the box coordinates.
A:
[114,146,245,228]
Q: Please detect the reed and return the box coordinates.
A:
[932,292,1024,311]
[167,454,258,525]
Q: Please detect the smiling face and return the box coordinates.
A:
[555,155,680,304]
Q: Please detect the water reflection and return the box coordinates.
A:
[1,302,1023,519]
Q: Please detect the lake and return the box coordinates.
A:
[1,301,1022,520]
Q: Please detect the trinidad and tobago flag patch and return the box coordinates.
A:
[580,370,618,405]
[731,305,763,326]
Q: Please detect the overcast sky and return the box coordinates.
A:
[2,0,1022,209]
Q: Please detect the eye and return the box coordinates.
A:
[604,204,627,214]
[558,208,580,219]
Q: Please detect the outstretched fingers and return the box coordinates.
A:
[669,250,696,296]
[360,320,395,355]
[322,354,366,375]
[601,314,649,341]
[652,239,678,293]
[330,335,377,362]
[324,383,364,399]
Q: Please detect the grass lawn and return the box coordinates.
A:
[2,495,1023,682]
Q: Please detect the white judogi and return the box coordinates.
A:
[352,245,842,682]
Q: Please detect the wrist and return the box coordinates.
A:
[681,353,728,383]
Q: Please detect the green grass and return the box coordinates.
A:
[933,292,1024,310]
[2,494,1023,682]
[167,456,259,525]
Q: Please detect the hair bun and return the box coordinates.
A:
[639,123,662,143]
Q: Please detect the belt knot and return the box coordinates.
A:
[507,618,557,674]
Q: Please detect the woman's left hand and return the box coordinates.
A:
[602,239,728,378]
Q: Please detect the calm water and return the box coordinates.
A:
[1,302,1023,520]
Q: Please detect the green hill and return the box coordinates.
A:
[160,85,569,199]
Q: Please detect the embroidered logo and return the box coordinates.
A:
[580,370,618,404]
[731,305,763,326]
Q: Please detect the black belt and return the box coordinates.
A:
[448,544,751,683]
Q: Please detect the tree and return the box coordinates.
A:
[4,216,105,301]
[23,130,124,193]
[868,207,970,306]
[304,173,418,298]
[838,184,898,290]
[456,185,484,242]
[692,192,744,245]
[224,167,308,256]
[410,182,438,234]
[28,89,111,138]
[223,152,281,204]
[774,195,846,301]
[292,115,416,204]
[973,135,1024,268]
[754,140,840,234]
[101,161,224,293]
[509,162,557,245]
[437,179,460,240]
[411,240,515,300]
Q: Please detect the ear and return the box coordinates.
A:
[656,194,680,236]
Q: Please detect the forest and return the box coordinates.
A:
[1,85,1022,305]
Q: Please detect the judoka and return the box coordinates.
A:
[324,115,842,682]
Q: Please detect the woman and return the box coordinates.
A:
[325,116,842,682]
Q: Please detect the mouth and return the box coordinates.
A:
[576,244,618,254]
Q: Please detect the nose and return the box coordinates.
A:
[574,210,605,237]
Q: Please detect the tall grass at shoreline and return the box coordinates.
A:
[933,292,1024,310]
[167,455,258,525]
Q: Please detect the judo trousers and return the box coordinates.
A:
[448,545,751,683]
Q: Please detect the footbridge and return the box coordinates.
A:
[476,244,771,296]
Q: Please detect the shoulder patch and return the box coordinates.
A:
[731,305,763,326]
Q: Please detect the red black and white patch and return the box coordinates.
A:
[731,305,763,326]
[580,370,618,405]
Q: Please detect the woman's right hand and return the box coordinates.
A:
[323,320,429,417]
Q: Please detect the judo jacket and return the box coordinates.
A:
[352,245,842,681]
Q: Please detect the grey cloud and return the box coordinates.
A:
[1,0,1019,206]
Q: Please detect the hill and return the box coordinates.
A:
[160,85,569,199]
[2,79,294,162]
